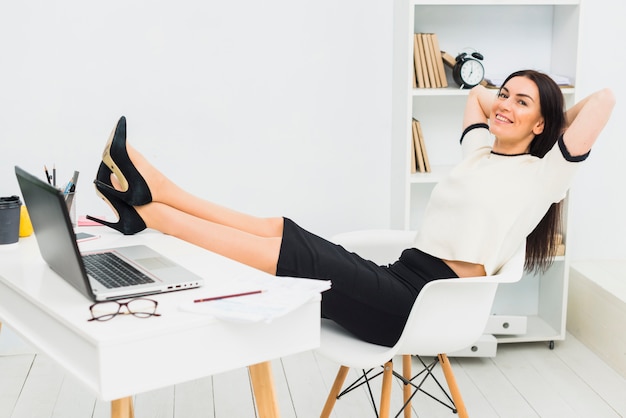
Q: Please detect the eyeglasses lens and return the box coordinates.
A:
[90,301,120,321]
[127,298,158,318]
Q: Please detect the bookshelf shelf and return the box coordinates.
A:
[408,164,453,184]
[412,88,469,97]
[391,0,581,356]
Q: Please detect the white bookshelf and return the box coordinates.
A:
[391,0,581,356]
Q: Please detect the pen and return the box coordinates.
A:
[70,170,79,192]
[63,181,74,195]
[63,171,80,194]
[52,165,56,187]
[44,166,52,185]
[194,290,264,303]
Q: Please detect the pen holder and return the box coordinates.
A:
[0,196,22,245]
[65,192,77,228]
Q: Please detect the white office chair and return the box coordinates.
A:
[317,230,525,418]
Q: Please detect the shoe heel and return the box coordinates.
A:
[87,176,147,235]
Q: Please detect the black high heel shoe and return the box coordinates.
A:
[97,116,152,206]
[87,163,147,235]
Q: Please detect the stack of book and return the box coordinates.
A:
[413,33,448,88]
[484,74,573,89]
[411,119,431,173]
[555,233,565,256]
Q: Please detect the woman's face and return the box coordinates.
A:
[490,76,545,153]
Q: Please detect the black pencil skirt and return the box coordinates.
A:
[276,218,457,347]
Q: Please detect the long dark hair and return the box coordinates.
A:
[500,70,566,274]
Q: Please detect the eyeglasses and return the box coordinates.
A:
[88,298,161,322]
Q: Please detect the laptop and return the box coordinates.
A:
[15,166,204,301]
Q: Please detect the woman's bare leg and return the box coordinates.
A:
[109,145,282,238]
[136,203,283,275]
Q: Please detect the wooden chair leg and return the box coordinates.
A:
[438,354,468,418]
[402,355,412,418]
[379,360,394,418]
[321,366,350,418]
[111,397,134,418]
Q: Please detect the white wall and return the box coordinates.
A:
[0,0,392,238]
[569,0,626,260]
[1,0,623,260]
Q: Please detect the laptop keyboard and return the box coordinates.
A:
[82,252,155,288]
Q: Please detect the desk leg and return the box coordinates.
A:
[111,397,134,418]
[249,361,280,418]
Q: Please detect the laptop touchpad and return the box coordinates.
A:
[135,257,176,270]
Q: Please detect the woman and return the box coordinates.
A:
[88,70,614,347]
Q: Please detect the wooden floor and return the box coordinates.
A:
[1,329,626,418]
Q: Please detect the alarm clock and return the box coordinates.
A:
[453,51,485,89]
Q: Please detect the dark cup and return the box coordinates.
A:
[0,195,22,245]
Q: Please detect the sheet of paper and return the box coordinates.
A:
[179,278,331,323]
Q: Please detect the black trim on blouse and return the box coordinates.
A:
[490,150,530,157]
[558,133,590,162]
[459,123,489,144]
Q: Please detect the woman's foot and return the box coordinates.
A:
[98,116,152,206]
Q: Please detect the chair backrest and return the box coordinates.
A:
[396,245,525,355]
[331,230,525,356]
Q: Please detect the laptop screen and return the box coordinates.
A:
[15,166,95,300]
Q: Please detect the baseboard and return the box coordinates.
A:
[568,261,626,378]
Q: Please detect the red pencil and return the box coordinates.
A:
[194,290,264,303]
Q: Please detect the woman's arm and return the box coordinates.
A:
[463,85,496,129]
[563,88,615,156]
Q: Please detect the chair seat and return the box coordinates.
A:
[318,319,398,369]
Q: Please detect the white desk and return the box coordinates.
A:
[0,227,321,418]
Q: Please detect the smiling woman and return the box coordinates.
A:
[446,69,615,273]
[84,69,614,348]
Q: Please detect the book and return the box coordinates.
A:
[556,244,565,256]
[412,119,426,173]
[415,119,431,172]
[484,74,573,88]
[425,34,442,87]
[430,34,448,88]
[441,51,456,69]
[412,119,431,173]
[413,34,426,88]
[421,34,438,88]
[415,120,431,173]
[415,34,430,88]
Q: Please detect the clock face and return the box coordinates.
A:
[460,59,484,86]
